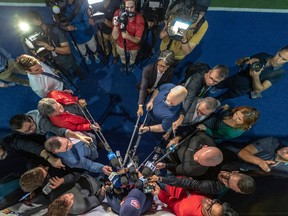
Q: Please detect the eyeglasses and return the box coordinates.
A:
[206,199,222,215]
[157,63,169,70]
[22,120,35,134]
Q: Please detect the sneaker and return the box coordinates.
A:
[129,63,135,73]
[210,86,220,94]
[94,53,100,64]
[120,63,126,72]
[84,55,91,65]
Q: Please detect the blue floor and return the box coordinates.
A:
[1,5,288,214]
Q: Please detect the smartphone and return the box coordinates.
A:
[42,182,52,195]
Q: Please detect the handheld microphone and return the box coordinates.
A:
[107,151,120,168]
[127,161,138,181]
[108,172,121,188]
[142,161,156,178]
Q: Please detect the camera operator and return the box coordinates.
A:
[112,0,145,73]
[24,11,84,80]
[62,0,101,65]
[213,45,288,101]
[140,0,169,55]
[90,0,120,64]
[160,0,211,63]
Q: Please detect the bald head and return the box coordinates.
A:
[194,146,223,167]
[165,85,188,106]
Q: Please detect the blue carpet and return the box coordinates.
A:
[0,5,288,214]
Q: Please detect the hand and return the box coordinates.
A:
[48,157,65,169]
[78,99,87,107]
[78,135,93,145]
[62,89,74,95]
[102,165,113,176]
[151,182,161,195]
[148,175,159,182]
[121,31,129,39]
[156,162,166,170]
[166,136,181,148]
[197,124,207,131]
[90,123,101,131]
[139,124,149,133]
[221,104,230,110]
[36,41,53,51]
[172,115,184,131]
[163,131,171,140]
[113,16,119,27]
[259,160,275,172]
[66,25,76,31]
[49,176,64,189]
[146,101,153,111]
[137,106,143,116]
[235,57,250,66]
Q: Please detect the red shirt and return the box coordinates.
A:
[158,185,204,216]
[114,9,145,50]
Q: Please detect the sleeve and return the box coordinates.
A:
[138,64,153,105]
[62,155,104,174]
[134,14,145,39]
[47,90,78,105]
[161,176,225,195]
[73,2,91,31]
[62,172,82,185]
[190,20,208,45]
[181,74,203,115]
[158,189,178,209]
[13,136,44,156]
[39,117,67,136]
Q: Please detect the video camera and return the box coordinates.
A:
[250,61,264,72]
[116,2,136,32]
[14,16,50,58]
[142,0,166,24]
[166,0,210,41]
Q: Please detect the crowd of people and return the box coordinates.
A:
[0,0,288,216]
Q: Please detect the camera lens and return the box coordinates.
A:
[251,62,262,72]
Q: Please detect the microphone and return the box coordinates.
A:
[107,151,120,168]
[142,161,156,178]
[127,161,138,181]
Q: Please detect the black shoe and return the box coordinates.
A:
[120,63,126,72]
[129,63,135,73]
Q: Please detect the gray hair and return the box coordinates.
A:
[158,50,174,66]
[38,98,57,116]
[201,97,220,112]
[211,64,229,80]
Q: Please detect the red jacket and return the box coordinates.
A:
[158,185,204,216]
[47,90,91,131]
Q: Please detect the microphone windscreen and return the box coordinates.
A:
[142,167,152,178]
[120,176,129,186]
[135,179,143,189]
[110,157,120,168]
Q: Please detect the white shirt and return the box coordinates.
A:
[28,62,63,98]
